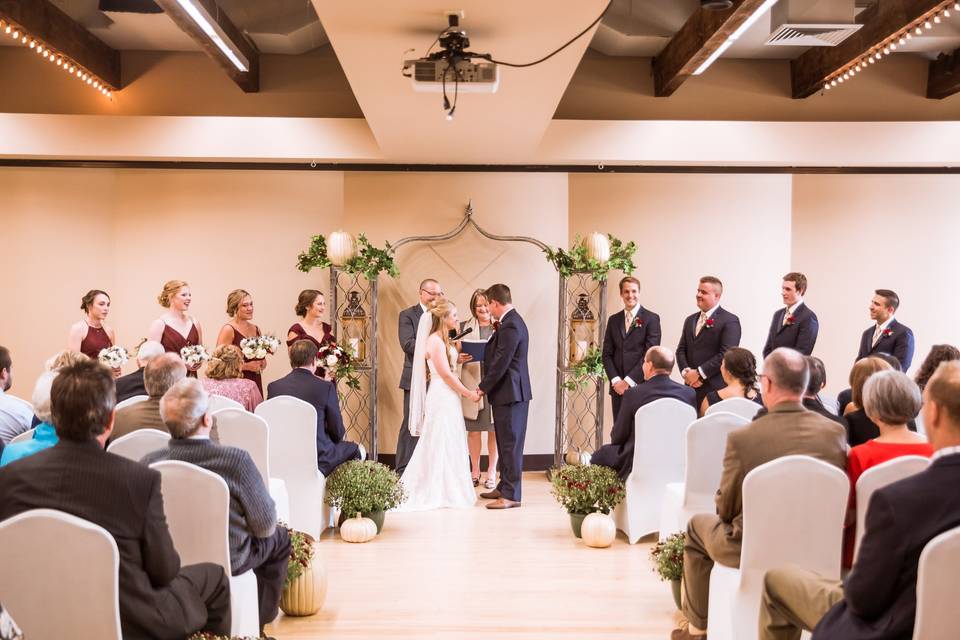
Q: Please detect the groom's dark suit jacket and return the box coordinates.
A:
[398,304,423,391]
[762,302,819,358]
[602,307,662,392]
[676,306,742,392]
[479,309,532,405]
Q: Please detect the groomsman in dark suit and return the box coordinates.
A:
[856,289,915,371]
[676,276,742,406]
[762,272,819,358]
[394,278,444,475]
[601,276,662,420]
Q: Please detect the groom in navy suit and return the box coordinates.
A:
[676,276,742,406]
[762,272,819,358]
[478,284,532,510]
[856,289,915,371]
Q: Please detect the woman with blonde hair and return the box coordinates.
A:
[67,290,119,372]
[844,357,894,446]
[216,289,266,395]
[147,280,204,378]
[459,289,498,489]
[201,345,263,411]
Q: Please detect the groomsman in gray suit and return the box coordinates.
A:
[395,278,443,475]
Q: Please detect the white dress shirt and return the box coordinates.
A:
[872,316,896,347]
[931,445,960,462]
[691,304,720,380]
[612,306,641,388]
[783,298,804,325]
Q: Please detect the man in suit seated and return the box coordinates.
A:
[762,272,819,358]
[601,276,662,421]
[754,356,847,428]
[0,359,231,639]
[676,276,742,407]
[267,339,363,476]
[671,348,847,640]
[114,340,165,403]
[757,359,960,640]
[111,352,186,440]
[144,378,290,638]
[591,346,696,479]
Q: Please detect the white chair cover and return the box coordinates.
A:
[705,397,762,420]
[613,398,696,544]
[213,408,290,524]
[707,455,848,640]
[854,455,930,562]
[115,395,148,411]
[659,412,749,540]
[0,508,121,639]
[106,429,170,461]
[150,460,260,636]
[914,525,960,640]
[256,396,330,537]
[9,428,35,445]
[209,394,244,413]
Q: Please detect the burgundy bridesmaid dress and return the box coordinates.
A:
[79,325,113,361]
[226,323,264,397]
[161,323,201,378]
[286,322,334,377]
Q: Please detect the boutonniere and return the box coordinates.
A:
[493,320,501,332]
[882,328,894,337]
[785,314,796,326]
[634,316,644,329]
[704,318,715,329]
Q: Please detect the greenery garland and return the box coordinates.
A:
[297,233,399,280]
[543,234,637,282]
[563,345,607,391]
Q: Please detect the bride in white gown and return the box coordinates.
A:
[397,299,480,511]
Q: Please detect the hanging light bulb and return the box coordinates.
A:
[890,43,897,51]
[28,39,35,49]
[883,46,890,54]
[3,25,10,34]
[838,76,844,83]
[20,35,27,44]
[906,31,913,39]
[831,79,838,87]
[944,9,951,18]
[934,15,941,24]
[924,20,932,29]
[916,26,923,34]
[824,83,831,90]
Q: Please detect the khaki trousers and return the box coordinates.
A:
[682,514,742,630]
[758,566,844,640]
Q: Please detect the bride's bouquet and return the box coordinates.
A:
[180,345,211,369]
[98,345,129,369]
[239,335,281,360]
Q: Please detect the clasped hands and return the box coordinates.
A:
[681,368,704,388]
[465,389,484,403]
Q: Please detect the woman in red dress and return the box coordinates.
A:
[287,289,334,378]
[216,289,267,396]
[147,280,204,378]
[67,289,119,375]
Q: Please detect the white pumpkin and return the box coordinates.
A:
[328,230,357,266]
[581,512,616,548]
[340,513,377,543]
[584,232,610,264]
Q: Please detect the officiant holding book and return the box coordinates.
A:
[459,289,498,490]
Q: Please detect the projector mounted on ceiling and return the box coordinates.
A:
[402,14,499,94]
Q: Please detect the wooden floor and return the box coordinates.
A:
[267,472,681,639]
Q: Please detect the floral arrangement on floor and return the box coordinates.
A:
[180,345,211,369]
[550,464,625,515]
[188,634,259,640]
[239,335,281,361]
[563,345,607,391]
[318,341,361,390]
[651,532,685,582]
[324,460,407,514]
[297,233,399,280]
[543,234,637,282]
[98,345,129,369]
[284,525,315,589]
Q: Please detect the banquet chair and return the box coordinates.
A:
[9,428,35,445]
[706,396,762,420]
[106,429,169,461]
[115,394,148,411]
[853,455,930,562]
[209,394,244,413]
[913,525,960,640]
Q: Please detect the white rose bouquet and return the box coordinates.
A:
[240,335,281,361]
[318,342,346,369]
[98,345,129,369]
[180,345,211,369]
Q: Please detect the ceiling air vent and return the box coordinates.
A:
[765,23,862,46]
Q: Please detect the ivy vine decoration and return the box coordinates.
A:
[297,233,399,280]
[563,345,608,391]
[543,234,637,282]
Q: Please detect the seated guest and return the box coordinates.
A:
[672,348,847,640]
[592,346,697,480]
[111,353,187,441]
[758,360,960,640]
[914,343,960,392]
[0,346,35,444]
[115,340,165,403]
[0,372,58,467]
[755,356,847,426]
[699,347,761,416]
[0,359,231,638]
[201,344,263,411]
[143,379,289,636]
[841,370,931,568]
[845,357,897,446]
[267,340,362,475]
[44,349,89,372]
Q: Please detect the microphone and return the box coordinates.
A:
[450,327,474,341]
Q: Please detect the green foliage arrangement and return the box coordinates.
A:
[563,345,607,391]
[297,233,399,280]
[284,526,316,589]
[650,532,686,582]
[188,634,259,640]
[324,460,407,514]
[543,234,637,281]
[550,464,625,515]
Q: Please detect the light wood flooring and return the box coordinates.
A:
[267,472,681,639]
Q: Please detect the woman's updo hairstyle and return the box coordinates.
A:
[723,347,759,396]
[295,289,322,317]
[158,280,188,308]
[429,298,455,344]
[80,289,110,312]
[226,289,251,317]
[206,344,243,380]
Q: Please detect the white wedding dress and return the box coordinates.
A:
[396,343,477,511]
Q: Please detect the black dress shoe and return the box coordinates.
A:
[480,489,501,499]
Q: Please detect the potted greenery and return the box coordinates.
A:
[650,532,685,610]
[550,464,625,537]
[324,460,407,534]
[279,526,327,616]
[188,634,259,639]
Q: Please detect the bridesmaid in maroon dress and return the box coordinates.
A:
[147,280,204,378]
[216,289,267,396]
[287,289,335,378]
[68,289,120,376]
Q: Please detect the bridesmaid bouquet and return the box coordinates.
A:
[317,342,349,369]
[239,335,281,360]
[180,345,211,369]
[98,345,129,369]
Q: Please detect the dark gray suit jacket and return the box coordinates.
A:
[676,306,742,391]
[398,304,423,391]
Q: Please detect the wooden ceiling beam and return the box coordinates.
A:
[153,0,259,93]
[791,0,950,99]
[652,0,771,97]
[0,0,121,89]
[927,47,960,99]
